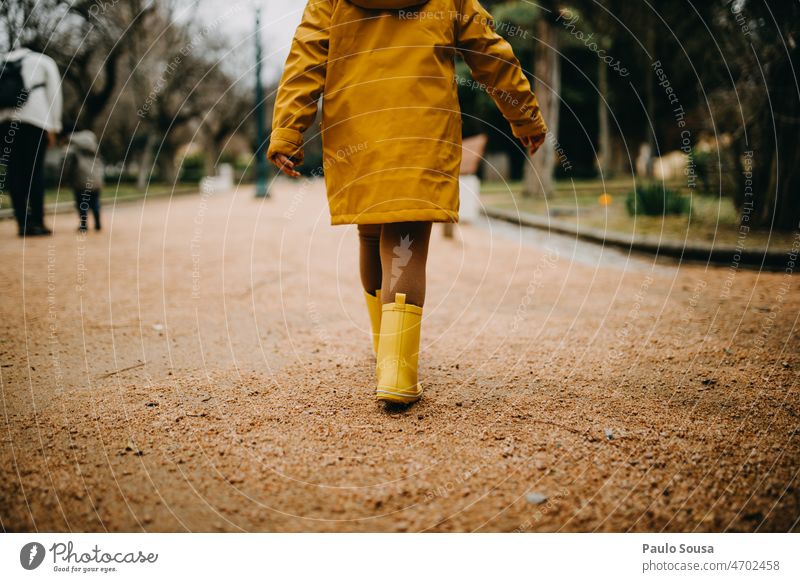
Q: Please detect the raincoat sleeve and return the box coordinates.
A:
[455,0,547,140]
[267,0,332,165]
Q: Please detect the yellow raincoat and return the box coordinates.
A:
[267,0,547,225]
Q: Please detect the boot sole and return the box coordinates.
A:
[376,386,422,404]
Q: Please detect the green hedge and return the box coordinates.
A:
[626,183,690,216]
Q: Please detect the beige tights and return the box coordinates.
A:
[357,222,433,307]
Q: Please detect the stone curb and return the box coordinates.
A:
[483,205,794,270]
[0,187,199,220]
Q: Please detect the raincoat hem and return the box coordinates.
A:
[331,208,458,225]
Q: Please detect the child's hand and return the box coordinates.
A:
[272,154,301,178]
[520,134,546,157]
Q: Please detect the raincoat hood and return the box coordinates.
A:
[348,0,429,9]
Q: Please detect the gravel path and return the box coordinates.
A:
[1,180,798,532]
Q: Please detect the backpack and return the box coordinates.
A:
[0,56,44,109]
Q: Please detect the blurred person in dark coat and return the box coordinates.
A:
[0,43,63,236]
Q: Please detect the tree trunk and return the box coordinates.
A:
[159,147,180,186]
[761,124,800,231]
[137,132,158,190]
[644,19,656,178]
[765,47,800,231]
[524,16,560,198]
[597,56,611,178]
[204,139,221,178]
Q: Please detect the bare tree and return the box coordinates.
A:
[1,0,156,129]
[126,2,231,185]
[199,76,253,175]
[524,0,561,197]
[715,0,800,230]
[3,0,250,186]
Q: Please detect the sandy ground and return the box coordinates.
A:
[0,180,798,532]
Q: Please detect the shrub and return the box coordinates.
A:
[179,153,205,183]
[625,183,690,216]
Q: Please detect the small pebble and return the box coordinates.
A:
[526,492,548,505]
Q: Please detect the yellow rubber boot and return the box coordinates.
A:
[376,292,423,404]
[363,289,382,355]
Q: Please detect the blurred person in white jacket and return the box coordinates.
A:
[0,44,63,236]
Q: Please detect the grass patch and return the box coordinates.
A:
[483,178,797,251]
[1,183,200,209]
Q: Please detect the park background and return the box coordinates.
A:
[0,0,798,533]
[1,0,798,247]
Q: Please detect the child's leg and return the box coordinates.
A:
[379,221,432,307]
[75,189,89,231]
[375,221,432,404]
[91,191,101,230]
[358,224,383,295]
[358,224,384,354]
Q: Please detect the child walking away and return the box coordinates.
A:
[62,128,104,232]
[268,0,547,404]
